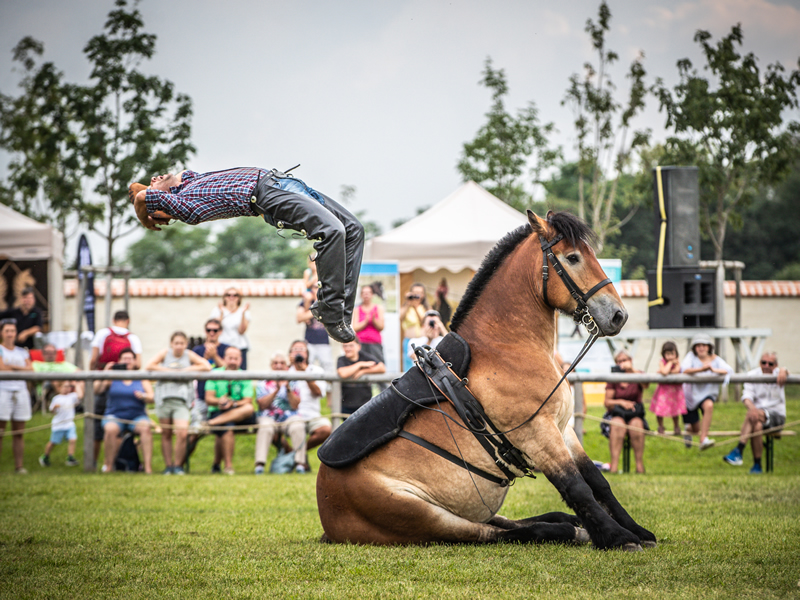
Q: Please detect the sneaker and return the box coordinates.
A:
[723,448,743,466]
[211,463,221,474]
[65,456,79,467]
[254,464,265,475]
[39,454,50,467]
[699,437,715,450]
[750,463,763,475]
[162,467,174,475]
[223,467,235,476]
[15,467,28,474]
[101,464,109,473]
[683,433,693,448]
[294,464,310,474]
[172,466,185,475]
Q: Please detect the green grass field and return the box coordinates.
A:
[1,394,798,599]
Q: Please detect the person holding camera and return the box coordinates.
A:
[407,310,448,365]
[94,348,154,474]
[400,283,428,370]
[282,340,330,473]
[253,353,300,475]
[604,350,649,474]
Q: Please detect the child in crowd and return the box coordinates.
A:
[39,380,84,467]
[650,341,687,435]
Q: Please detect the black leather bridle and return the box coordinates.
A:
[540,233,612,329]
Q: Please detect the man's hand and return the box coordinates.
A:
[130,182,173,231]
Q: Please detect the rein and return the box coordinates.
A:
[399,229,608,486]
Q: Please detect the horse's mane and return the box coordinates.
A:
[450,211,596,332]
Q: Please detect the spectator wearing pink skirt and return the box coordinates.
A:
[650,341,687,435]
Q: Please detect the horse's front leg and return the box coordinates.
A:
[564,426,657,547]
[530,425,643,551]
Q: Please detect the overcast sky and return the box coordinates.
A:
[2,0,799,263]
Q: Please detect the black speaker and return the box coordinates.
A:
[647,268,717,329]
[653,166,700,268]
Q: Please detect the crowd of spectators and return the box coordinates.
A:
[0,286,791,477]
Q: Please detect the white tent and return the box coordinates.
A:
[366,181,528,273]
[0,204,64,329]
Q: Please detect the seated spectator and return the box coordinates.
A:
[254,353,300,474]
[337,339,385,415]
[32,343,79,409]
[146,331,211,475]
[0,318,34,474]
[681,333,733,450]
[724,352,789,474]
[283,340,330,473]
[604,350,649,474]
[39,380,84,467]
[204,347,255,475]
[0,287,43,350]
[95,348,154,474]
[407,310,448,364]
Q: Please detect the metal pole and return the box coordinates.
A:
[83,376,95,472]
[330,381,343,430]
[104,270,113,328]
[74,269,87,369]
[574,382,585,446]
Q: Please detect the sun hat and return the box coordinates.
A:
[690,333,714,353]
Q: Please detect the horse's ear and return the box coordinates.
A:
[527,210,546,236]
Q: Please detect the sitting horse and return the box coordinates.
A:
[316,211,656,550]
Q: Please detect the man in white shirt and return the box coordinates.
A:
[0,318,33,474]
[283,340,330,473]
[723,352,789,474]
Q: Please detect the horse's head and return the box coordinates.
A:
[527,210,628,337]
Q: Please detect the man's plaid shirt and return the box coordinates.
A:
[145,167,267,224]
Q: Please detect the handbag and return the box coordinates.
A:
[269,448,296,474]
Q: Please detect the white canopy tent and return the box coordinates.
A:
[0,204,64,330]
[366,181,528,273]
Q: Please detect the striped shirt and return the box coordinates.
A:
[145,168,265,224]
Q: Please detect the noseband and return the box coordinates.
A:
[540,233,611,333]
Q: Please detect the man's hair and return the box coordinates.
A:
[205,318,222,328]
[289,339,309,353]
[118,347,135,358]
[113,310,130,322]
[763,351,778,363]
[223,346,241,358]
[21,286,35,296]
[42,343,57,352]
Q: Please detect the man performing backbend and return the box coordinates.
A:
[130,167,364,344]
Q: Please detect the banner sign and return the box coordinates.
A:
[77,234,95,332]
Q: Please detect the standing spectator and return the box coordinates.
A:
[650,341,686,435]
[297,286,333,372]
[283,340,330,473]
[0,287,43,350]
[204,347,255,475]
[432,278,453,329]
[89,311,143,464]
[724,352,789,474]
[353,285,385,365]
[95,348,154,474]
[400,283,428,370]
[254,353,300,474]
[337,339,385,415]
[682,333,733,450]
[407,310,448,364]
[32,343,79,409]
[210,288,251,369]
[185,319,230,462]
[146,332,211,475]
[0,318,33,473]
[303,257,318,293]
[604,350,649,474]
[39,380,83,467]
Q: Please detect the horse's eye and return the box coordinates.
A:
[566,254,580,265]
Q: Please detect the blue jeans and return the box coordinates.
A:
[272,177,325,205]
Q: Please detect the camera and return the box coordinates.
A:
[293,354,305,364]
[111,363,128,371]
[427,319,436,328]
[406,294,420,300]
[610,365,622,373]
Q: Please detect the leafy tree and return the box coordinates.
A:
[0,0,194,264]
[457,58,559,211]
[561,1,650,251]
[125,222,213,278]
[655,24,800,260]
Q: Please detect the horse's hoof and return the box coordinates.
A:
[621,542,643,552]
[574,528,591,544]
[642,540,657,549]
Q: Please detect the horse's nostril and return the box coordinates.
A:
[612,310,626,328]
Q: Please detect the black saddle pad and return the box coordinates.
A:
[317,333,471,469]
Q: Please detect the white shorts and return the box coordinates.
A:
[0,388,32,422]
